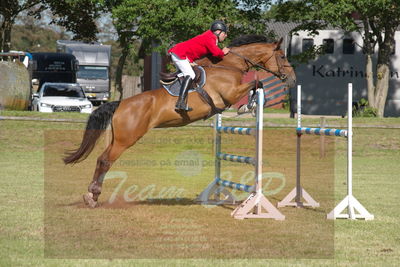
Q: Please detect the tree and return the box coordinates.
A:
[44,0,105,42]
[11,24,64,52]
[108,0,273,99]
[0,0,104,52]
[0,0,42,52]
[112,0,272,53]
[274,0,400,117]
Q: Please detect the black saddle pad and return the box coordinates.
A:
[162,66,206,96]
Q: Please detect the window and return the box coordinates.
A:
[391,41,396,55]
[43,84,85,98]
[302,38,314,52]
[323,39,334,54]
[343,39,355,54]
[77,66,108,80]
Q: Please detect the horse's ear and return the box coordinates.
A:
[274,37,283,51]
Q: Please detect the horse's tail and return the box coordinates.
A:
[63,101,120,165]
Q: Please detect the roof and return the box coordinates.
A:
[266,20,299,49]
[266,19,400,36]
[266,20,299,39]
[31,52,77,60]
[56,40,103,46]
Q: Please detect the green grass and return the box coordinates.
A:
[0,110,91,120]
[2,109,400,128]
[263,107,290,114]
[0,112,399,266]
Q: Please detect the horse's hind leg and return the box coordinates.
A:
[83,116,152,207]
[83,142,128,207]
[83,93,157,207]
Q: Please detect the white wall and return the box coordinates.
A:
[290,30,400,116]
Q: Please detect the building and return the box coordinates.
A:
[286,23,400,117]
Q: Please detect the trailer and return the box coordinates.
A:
[31,52,78,89]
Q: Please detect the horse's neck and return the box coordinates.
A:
[220,54,247,70]
[213,45,267,71]
[195,46,268,106]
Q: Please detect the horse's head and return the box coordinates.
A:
[265,38,296,88]
[229,35,296,88]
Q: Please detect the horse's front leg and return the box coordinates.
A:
[224,80,263,105]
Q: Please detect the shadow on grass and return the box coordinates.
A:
[61,196,327,214]
[60,197,246,210]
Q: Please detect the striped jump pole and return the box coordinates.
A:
[196,88,285,220]
[277,83,373,220]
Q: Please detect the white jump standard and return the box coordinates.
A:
[327,83,373,220]
[278,83,373,220]
[196,88,285,220]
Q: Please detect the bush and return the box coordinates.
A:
[352,98,377,117]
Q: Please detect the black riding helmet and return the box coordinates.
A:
[210,20,227,33]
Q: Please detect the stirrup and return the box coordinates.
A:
[175,102,193,112]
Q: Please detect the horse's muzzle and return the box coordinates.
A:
[284,76,296,89]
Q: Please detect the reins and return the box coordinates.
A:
[229,50,284,79]
[200,64,245,74]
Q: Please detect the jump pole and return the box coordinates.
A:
[196,88,285,220]
[277,83,373,219]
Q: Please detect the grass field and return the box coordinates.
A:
[0,111,399,266]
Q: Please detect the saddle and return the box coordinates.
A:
[159,66,224,117]
[160,65,203,85]
[159,66,206,97]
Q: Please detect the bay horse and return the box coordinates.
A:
[63,35,296,207]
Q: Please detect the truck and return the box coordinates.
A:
[56,40,112,104]
[31,52,78,90]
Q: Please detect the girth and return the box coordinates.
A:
[194,87,225,119]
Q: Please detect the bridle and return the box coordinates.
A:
[229,50,288,80]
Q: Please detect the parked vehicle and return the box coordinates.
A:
[31,52,79,90]
[56,40,111,104]
[32,83,92,113]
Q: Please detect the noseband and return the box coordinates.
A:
[229,50,287,80]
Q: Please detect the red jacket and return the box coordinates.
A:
[168,30,225,63]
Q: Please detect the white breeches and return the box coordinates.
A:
[170,53,196,79]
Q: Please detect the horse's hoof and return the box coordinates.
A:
[237,105,251,115]
[83,192,98,208]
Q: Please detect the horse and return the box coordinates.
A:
[63,35,296,208]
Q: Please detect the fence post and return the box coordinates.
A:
[320,117,326,158]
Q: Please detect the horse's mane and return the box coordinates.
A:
[229,35,275,48]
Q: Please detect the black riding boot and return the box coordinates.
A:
[175,76,193,112]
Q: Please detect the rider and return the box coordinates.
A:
[168,20,230,111]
